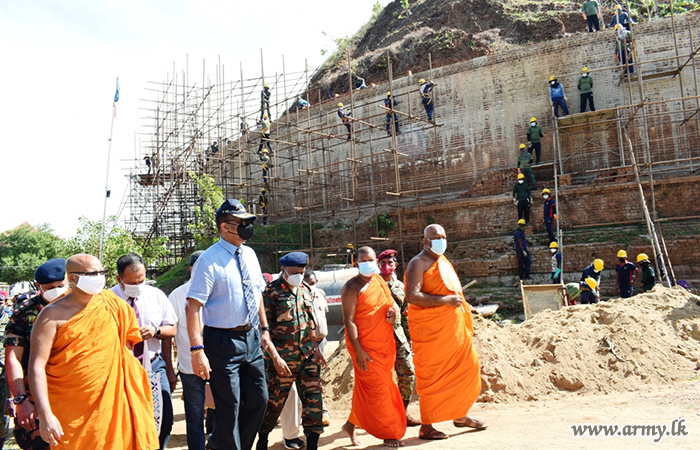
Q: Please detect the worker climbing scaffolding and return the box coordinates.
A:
[419,78,436,122]
[384,91,399,135]
[257,114,273,155]
[337,102,352,140]
[615,24,635,76]
[259,187,268,226]
[517,143,538,190]
[260,149,271,184]
[260,84,271,119]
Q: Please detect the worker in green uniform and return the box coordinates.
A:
[513,172,532,224]
[636,253,656,293]
[517,143,538,189]
[578,67,595,113]
[526,117,544,164]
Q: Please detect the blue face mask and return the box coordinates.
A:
[358,261,378,277]
[430,238,447,255]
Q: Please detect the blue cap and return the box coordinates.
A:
[279,252,309,267]
[216,199,256,221]
[35,258,66,285]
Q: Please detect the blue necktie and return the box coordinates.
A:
[236,247,260,328]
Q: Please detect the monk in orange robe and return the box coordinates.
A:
[404,224,487,440]
[341,247,406,447]
[28,254,159,450]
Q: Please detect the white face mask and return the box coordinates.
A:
[123,282,146,298]
[430,238,447,255]
[531,122,537,126]
[518,180,524,184]
[583,73,588,77]
[75,274,106,295]
[41,286,68,302]
[358,261,378,277]
[550,81,556,85]
[551,248,557,254]
[284,270,303,288]
[543,195,549,199]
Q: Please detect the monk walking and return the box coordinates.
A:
[28,254,159,450]
[341,247,406,447]
[404,225,487,440]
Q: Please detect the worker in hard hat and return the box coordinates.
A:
[615,24,635,76]
[517,143,538,190]
[578,67,595,113]
[549,242,562,284]
[581,0,602,32]
[615,249,638,298]
[562,282,581,305]
[514,219,531,281]
[549,76,569,118]
[259,186,269,226]
[297,97,310,111]
[542,188,558,243]
[579,259,604,303]
[513,172,532,224]
[346,243,355,267]
[384,91,400,135]
[337,102,352,141]
[261,149,271,184]
[260,84,271,119]
[636,253,656,293]
[354,75,367,90]
[257,114,273,155]
[526,117,544,164]
[419,78,437,122]
[609,4,633,29]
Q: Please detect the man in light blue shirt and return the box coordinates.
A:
[187,199,273,450]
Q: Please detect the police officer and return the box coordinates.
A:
[376,249,420,427]
[4,258,68,450]
[257,252,325,450]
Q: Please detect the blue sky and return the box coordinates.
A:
[0,0,387,237]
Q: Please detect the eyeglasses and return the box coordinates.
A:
[70,270,107,276]
[223,219,251,226]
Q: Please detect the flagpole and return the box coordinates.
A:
[99,77,119,259]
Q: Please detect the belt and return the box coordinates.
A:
[204,324,253,332]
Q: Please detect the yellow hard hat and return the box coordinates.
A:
[617,250,628,258]
[387,91,391,96]
[530,117,537,122]
[261,187,266,192]
[519,143,527,149]
[261,148,269,153]
[263,114,268,119]
[347,243,354,248]
[517,173,525,179]
[419,78,426,84]
[582,66,589,72]
[636,253,649,263]
[585,277,598,290]
[615,24,621,30]
[517,219,526,225]
[615,4,622,10]
[264,84,269,88]
[549,241,558,249]
[594,259,604,272]
[338,102,343,107]
[542,188,551,194]
[549,75,556,82]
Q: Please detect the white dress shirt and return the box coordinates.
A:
[168,280,201,374]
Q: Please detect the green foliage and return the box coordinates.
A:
[370,213,395,237]
[189,171,224,248]
[62,216,169,286]
[425,215,435,226]
[393,0,412,20]
[0,223,63,284]
[155,255,190,295]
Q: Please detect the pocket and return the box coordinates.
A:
[276,299,296,324]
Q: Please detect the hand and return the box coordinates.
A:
[614,53,619,62]
[261,329,272,353]
[386,307,397,324]
[273,355,293,377]
[355,347,373,372]
[192,351,211,380]
[554,214,559,220]
[315,348,328,369]
[166,368,178,391]
[38,412,63,446]
[139,326,156,340]
[16,401,38,430]
[443,294,464,308]
[513,198,518,204]
[523,251,528,257]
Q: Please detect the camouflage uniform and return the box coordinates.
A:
[260,279,323,435]
[3,294,50,450]
[386,278,415,403]
[0,310,10,446]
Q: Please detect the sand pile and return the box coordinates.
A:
[321,286,700,410]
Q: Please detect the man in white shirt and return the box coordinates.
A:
[112,253,177,450]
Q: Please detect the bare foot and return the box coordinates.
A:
[419,424,448,440]
[383,439,404,447]
[406,412,421,427]
[453,415,488,429]
[342,421,361,446]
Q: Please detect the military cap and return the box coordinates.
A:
[216,199,256,220]
[279,252,309,267]
[377,249,398,262]
[35,258,66,284]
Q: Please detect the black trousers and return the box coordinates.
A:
[528,142,541,164]
[580,92,595,113]
[586,15,600,32]
[517,200,530,223]
[204,326,268,450]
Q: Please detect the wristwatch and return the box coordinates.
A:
[155,326,161,338]
[13,394,28,405]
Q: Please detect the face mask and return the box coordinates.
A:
[619,258,626,263]
[543,195,549,199]
[551,248,557,254]
[284,270,303,288]
[41,286,68,302]
[518,180,524,184]
[550,81,555,85]
[237,223,254,241]
[430,238,447,255]
[583,73,588,77]
[358,261,378,277]
[75,274,106,295]
[379,263,395,276]
[123,282,145,298]
[531,122,537,126]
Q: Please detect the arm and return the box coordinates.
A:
[404,259,462,308]
[5,342,38,428]
[341,282,372,372]
[186,298,210,380]
[140,324,176,340]
[27,313,63,446]
[161,337,177,391]
[257,295,273,354]
[261,293,292,377]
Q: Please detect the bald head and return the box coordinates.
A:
[65,254,103,274]
[356,246,376,263]
[424,224,446,240]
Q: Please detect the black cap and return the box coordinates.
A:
[216,199,256,221]
[35,258,66,285]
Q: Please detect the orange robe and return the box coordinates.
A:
[346,274,406,440]
[46,291,159,450]
[407,256,481,424]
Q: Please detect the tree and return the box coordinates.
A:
[62,216,169,285]
[189,171,224,248]
[0,223,64,284]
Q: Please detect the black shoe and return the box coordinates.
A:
[256,433,269,450]
[284,437,306,449]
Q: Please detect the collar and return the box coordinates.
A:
[218,237,243,257]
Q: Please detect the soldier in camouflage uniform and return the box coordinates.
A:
[256,252,325,450]
[4,258,68,450]
[377,249,420,427]
[0,301,11,447]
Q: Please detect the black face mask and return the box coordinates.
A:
[237,223,254,240]
[619,258,626,263]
